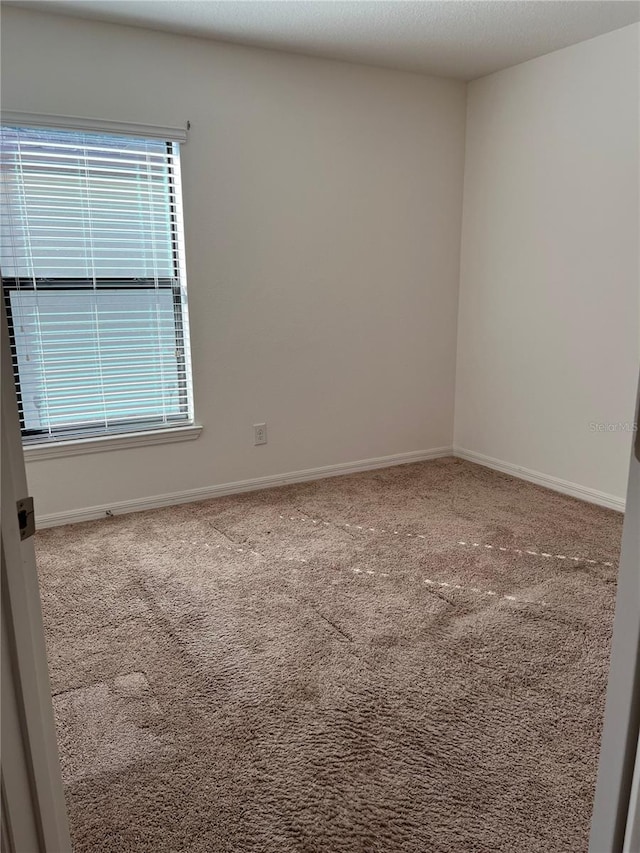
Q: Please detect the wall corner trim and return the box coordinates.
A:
[453,447,626,513]
[35,445,453,528]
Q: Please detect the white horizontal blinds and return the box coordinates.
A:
[1,127,176,277]
[1,125,193,440]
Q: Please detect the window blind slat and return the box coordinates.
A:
[3,150,180,167]
[1,189,174,200]
[4,137,182,156]
[18,374,189,385]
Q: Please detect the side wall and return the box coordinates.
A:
[455,24,640,508]
[1,9,467,520]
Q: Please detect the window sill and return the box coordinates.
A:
[23,424,203,462]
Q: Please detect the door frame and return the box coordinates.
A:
[1,298,72,852]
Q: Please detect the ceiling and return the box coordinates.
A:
[6,0,640,80]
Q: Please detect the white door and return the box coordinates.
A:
[590,377,640,853]
[1,299,72,851]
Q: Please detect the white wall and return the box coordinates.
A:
[455,24,640,504]
[1,8,466,519]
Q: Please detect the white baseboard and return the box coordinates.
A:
[453,447,626,513]
[36,446,453,529]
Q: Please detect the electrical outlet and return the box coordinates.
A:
[253,423,267,445]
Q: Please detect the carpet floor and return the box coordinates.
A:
[35,457,623,853]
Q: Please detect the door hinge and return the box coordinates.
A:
[17,497,35,541]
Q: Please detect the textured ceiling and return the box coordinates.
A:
[6,1,640,80]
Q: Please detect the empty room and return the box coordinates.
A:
[1,1,639,851]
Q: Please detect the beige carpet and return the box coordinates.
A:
[36,457,623,853]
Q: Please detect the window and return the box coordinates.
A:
[1,124,194,445]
